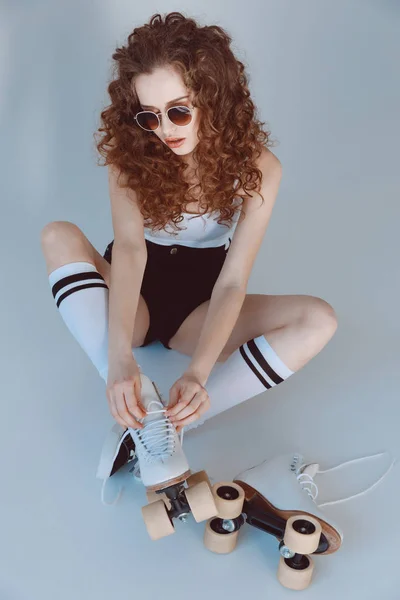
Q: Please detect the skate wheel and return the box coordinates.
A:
[185,481,218,522]
[277,554,314,590]
[212,482,245,519]
[204,518,239,553]
[186,470,211,489]
[146,490,171,510]
[283,515,322,555]
[141,499,175,540]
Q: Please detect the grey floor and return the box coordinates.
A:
[1,1,399,599]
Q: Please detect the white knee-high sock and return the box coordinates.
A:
[48,266,293,431]
[48,262,111,382]
[185,334,294,431]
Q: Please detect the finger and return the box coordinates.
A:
[108,393,130,429]
[175,412,200,431]
[134,380,147,417]
[114,383,142,425]
[124,385,146,421]
[174,396,210,429]
[168,384,180,408]
[168,383,203,413]
[116,389,143,429]
[167,387,197,417]
[137,399,147,417]
[167,400,190,419]
[169,393,203,422]
[167,386,183,413]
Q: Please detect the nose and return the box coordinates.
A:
[162,110,183,139]
[160,119,177,140]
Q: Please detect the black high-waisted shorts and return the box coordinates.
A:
[103,238,231,350]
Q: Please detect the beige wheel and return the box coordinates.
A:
[141,499,175,540]
[186,470,211,489]
[185,481,218,522]
[283,516,322,555]
[204,518,240,553]
[212,482,245,519]
[146,490,171,510]
[277,555,314,590]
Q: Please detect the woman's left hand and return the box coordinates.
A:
[166,373,210,432]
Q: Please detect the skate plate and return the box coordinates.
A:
[203,478,342,590]
[235,479,342,554]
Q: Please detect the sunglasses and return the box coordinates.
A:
[134,105,194,132]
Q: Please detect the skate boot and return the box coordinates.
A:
[131,374,218,540]
[96,424,140,506]
[204,451,395,590]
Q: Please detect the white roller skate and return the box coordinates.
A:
[129,374,218,540]
[126,373,191,489]
[204,451,395,590]
[98,373,218,538]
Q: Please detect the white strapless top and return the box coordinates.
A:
[143,182,242,249]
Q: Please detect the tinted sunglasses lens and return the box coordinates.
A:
[168,106,192,126]
[137,112,159,131]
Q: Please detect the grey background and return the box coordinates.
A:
[1,1,399,598]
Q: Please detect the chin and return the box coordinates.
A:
[172,145,193,155]
[174,146,191,153]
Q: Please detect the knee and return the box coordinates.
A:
[304,297,338,336]
[40,221,82,249]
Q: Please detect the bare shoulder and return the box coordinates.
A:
[107,162,146,248]
[236,147,281,197]
[259,146,282,174]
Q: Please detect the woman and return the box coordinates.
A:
[41,13,337,479]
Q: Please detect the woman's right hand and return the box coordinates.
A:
[106,355,147,430]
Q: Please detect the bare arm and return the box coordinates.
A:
[106,164,147,364]
[108,242,147,362]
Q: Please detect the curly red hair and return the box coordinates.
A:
[94,11,274,235]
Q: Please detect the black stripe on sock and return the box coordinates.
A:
[239,345,272,389]
[247,338,284,385]
[52,271,105,298]
[56,282,108,308]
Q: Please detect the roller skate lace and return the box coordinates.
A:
[294,451,396,508]
[100,400,185,507]
[135,399,184,463]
